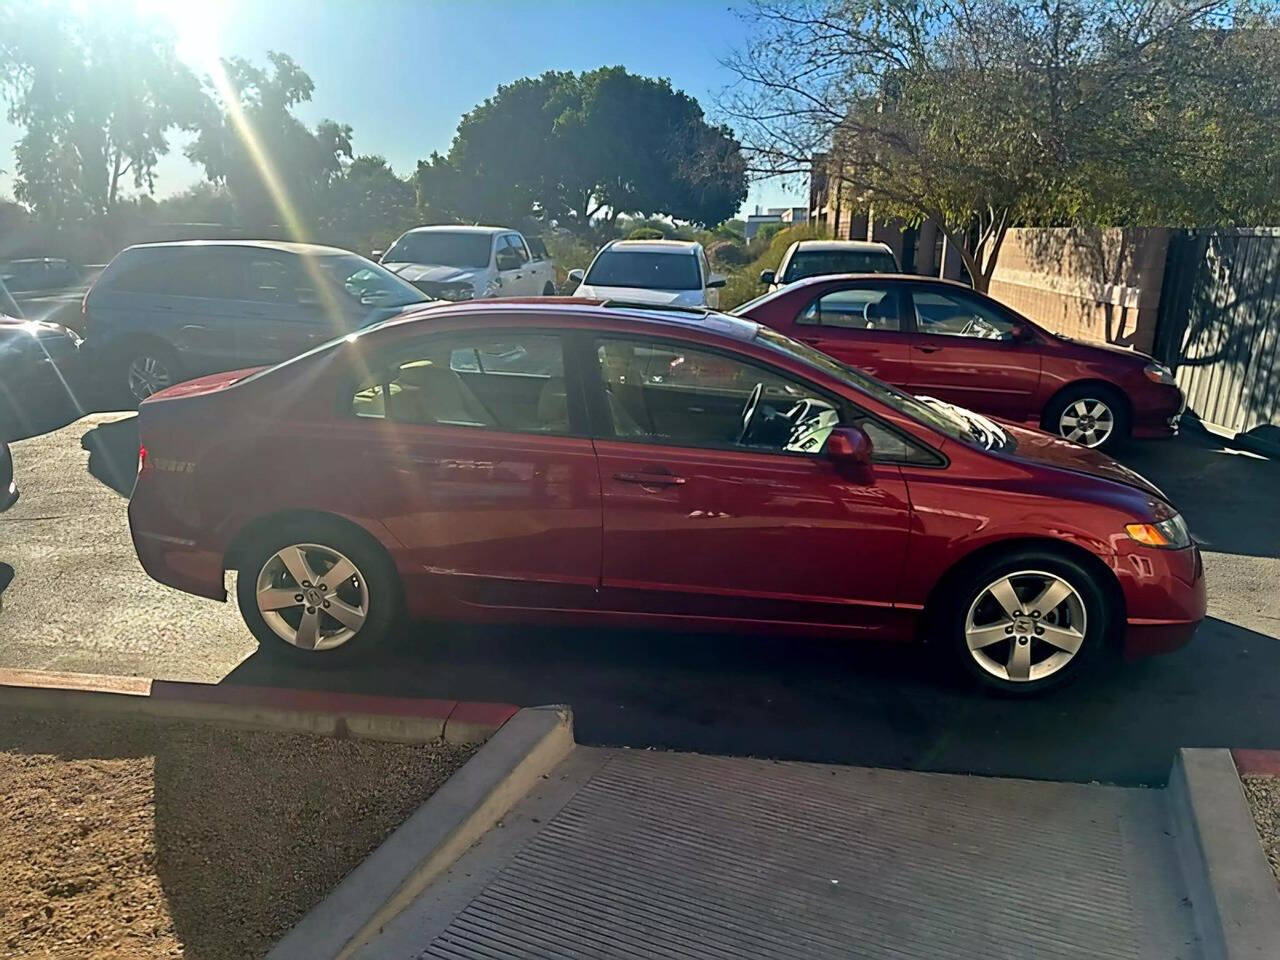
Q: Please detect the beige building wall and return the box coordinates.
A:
[988,228,1170,355]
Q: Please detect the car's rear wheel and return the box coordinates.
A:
[1044,384,1128,450]
[235,518,400,663]
[946,551,1111,695]
[121,342,181,404]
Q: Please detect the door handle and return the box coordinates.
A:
[914,344,942,353]
[614,471,686,486]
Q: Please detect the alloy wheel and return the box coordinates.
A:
[255,543,369,651]
[127,355,173,401]
[964,570,1087,683]
[1058,398,1115,447]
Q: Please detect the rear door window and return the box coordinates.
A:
[798,287,905,331]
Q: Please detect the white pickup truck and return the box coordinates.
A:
[377,225,556,301]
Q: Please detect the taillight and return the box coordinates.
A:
[137,445,147,475]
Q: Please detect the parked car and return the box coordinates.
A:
[1,257,81,293]
[735,274,1182,450]
[128,300,1205,695]
[1,440,16,511]
[84,241,430,403]
[568,239,725,308]
[0,313,84,432]
[760,240,899,292]
[378,226,556,301]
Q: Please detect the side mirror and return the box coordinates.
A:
[567,268,585,285]
[496,252,522,272]
[825,425,873,470]
[759,269,776,285]
[707,274,726,289]
[370,249,384,260]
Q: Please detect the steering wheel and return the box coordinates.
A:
[736,382,764,444]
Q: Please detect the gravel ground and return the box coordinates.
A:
[0,714,473,959]
[1242,775,1280,889]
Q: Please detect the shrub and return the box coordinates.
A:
[717,222,830,310]
[628,226,666,240]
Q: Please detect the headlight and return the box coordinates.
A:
[1125,513,1191,549]
[435,284,474,302]
[1143,361,1176,385]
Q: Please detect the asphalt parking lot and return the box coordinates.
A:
[2,403,1278,787]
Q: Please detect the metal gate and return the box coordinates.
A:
[1155,228,1280,440]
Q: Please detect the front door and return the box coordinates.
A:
[587,334,913,631]
[334,328,601,612]
[786,283,913,386]
[905,285,1042,421]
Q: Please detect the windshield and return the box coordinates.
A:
[754,325,1013,450]
[585,250,701,291]
[782,250,899,282]
[314,255,428,309]
[383,232,492,269]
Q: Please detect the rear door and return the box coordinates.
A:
[905,284,1043,421]
[783,281,913,386]
[586,332,913,631]
[328,326,601,611]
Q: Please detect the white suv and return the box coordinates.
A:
[379,225,556,301]
[569,239,725,308]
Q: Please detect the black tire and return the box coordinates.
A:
[235,516,401,664]
[116,339,182,406]
[944,549,1111,696]
[1042,383,1129,452]
[542,282,556,296]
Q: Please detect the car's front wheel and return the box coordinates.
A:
[946,551,1111,695]
[1044,384,1128,450]
[235,518,400,663]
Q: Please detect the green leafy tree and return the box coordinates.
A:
[186,52,353,231]
[0,4,203,219]
[318,155,418,253]
[417,68,748,235]
[725,0,1280,291]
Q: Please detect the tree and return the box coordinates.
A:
[186,52,353,232]
[317,155,418,253]
[0,4,203,219]
[417,67,748,235]
[724,0,1280,291]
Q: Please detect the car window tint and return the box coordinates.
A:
[781,250,898,282]
[594,337,840,456]
[352,333,568,434]
[798,287,902,331]
[507,235,531,264]
[913,289,1014,339]
[106,250,241,297]
[244,256,299,303]
[584,251,701,291]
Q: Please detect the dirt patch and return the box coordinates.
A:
[0,713,473,959]
[1242,774,1280,889]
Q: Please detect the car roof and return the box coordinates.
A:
[123,239,355,257]
[604,239,700,254]
[388,297,760,341]
[400,225,510,236]
[791,240,895,253]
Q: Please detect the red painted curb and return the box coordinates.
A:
[0,668,520,741]
[1232,748,1280,776]
[151,680,460,720]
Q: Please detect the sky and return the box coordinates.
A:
[0,0,807,218]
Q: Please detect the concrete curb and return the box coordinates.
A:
[269,703,575,960]
[0,667,517,745]
[1168,748,1280,960]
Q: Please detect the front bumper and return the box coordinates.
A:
[1129,382,1185,439]
[1114,542,1207,659]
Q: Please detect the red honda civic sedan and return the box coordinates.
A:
[734,275,1184,451]
[127,300,1205,695]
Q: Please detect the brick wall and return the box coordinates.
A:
[988,228,1170,354]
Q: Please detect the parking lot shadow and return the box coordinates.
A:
[81,415,139,496]
[1118,429,1279,558]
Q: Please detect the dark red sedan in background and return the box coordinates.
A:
[128,300,1204,695]
[735,275,1184,450]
